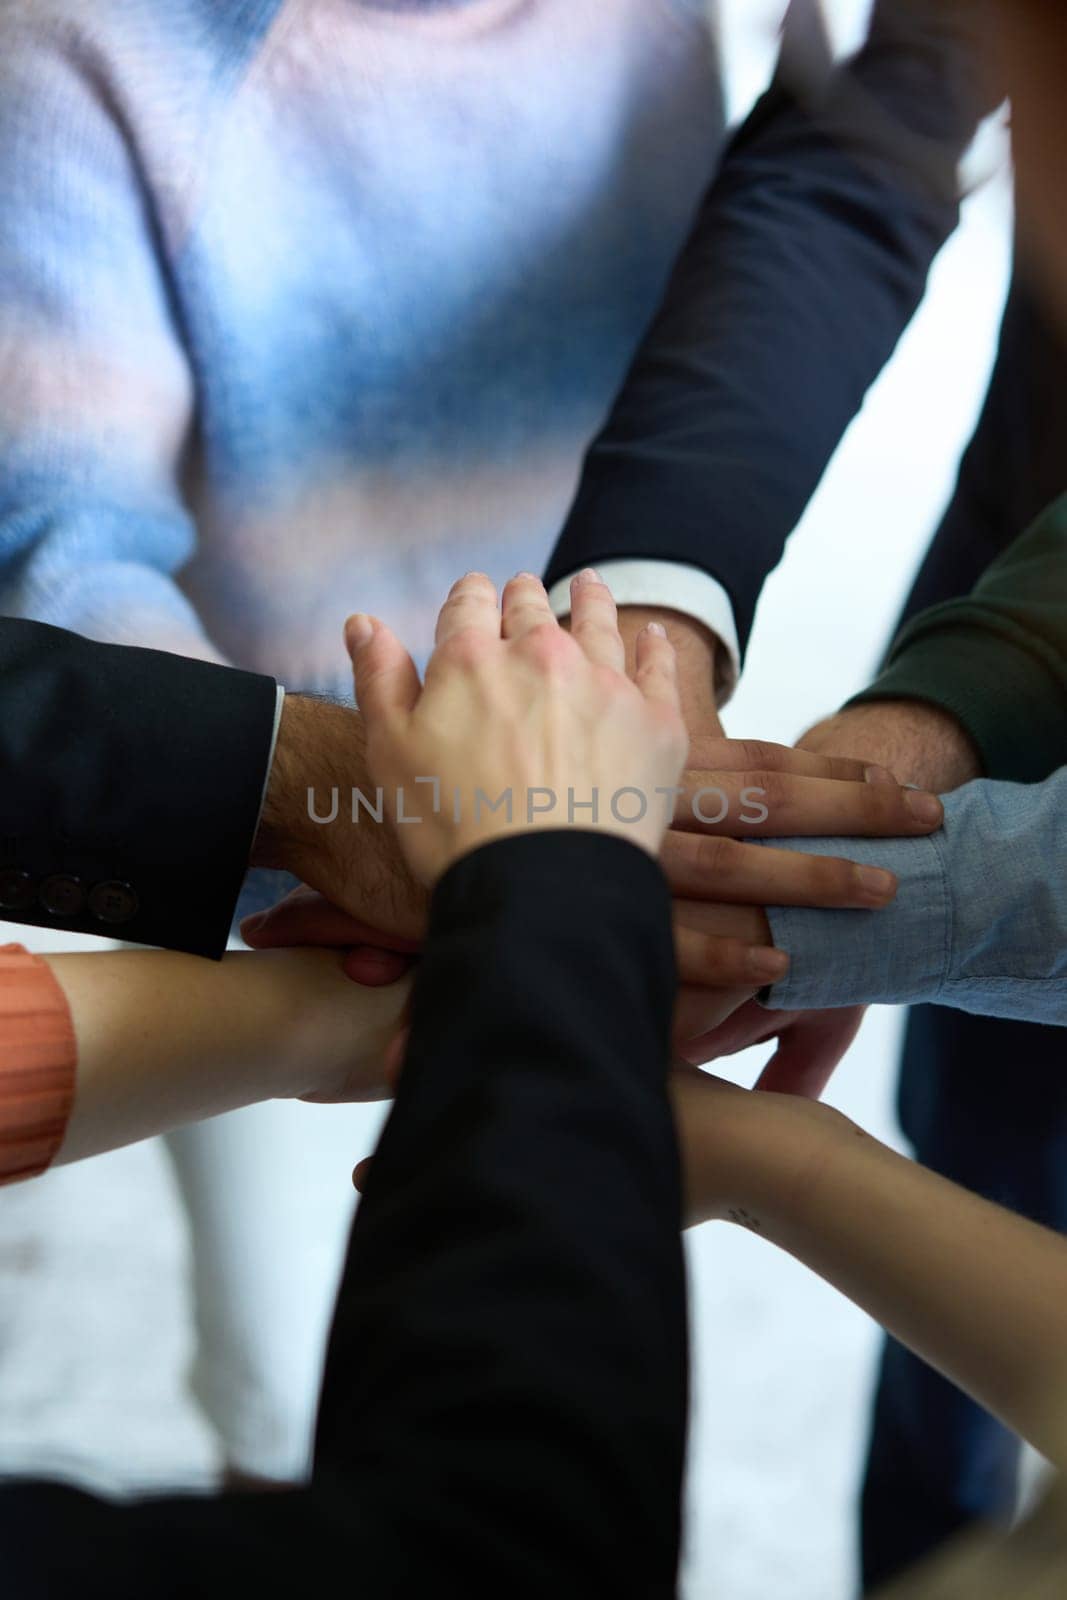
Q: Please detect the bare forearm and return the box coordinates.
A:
[765,1126,1067,1464]
[798,700,982,792]
[252,693,363,876]
[675,1077,1067,1464]
[252,691,425,939]
[51,949,405,1163]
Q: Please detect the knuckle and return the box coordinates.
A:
[750,771,786,812]
[574,615,618,645]
[440,629,489,669]
[590,662,622,698]
[734,739,781,770]
[694,833,736,877]
[521,620,568,664]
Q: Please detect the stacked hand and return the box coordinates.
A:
[246,587,947,1094]
[681,697,980,1091]
[343,567,689,878]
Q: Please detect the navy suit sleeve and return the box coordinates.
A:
[0,615,277,957]
[544,0,999,659]
[1,832,684,1599]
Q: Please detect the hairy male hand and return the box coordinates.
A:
[797,699,982,793]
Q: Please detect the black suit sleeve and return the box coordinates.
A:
[0,615,278,957]
[1,831,684,1599]
[543,0,997,661]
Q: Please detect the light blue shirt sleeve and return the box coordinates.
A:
[758,770,1067,1024]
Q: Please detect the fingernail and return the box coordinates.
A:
[855,865,896,899]
[645,622,667,638]
[573,567,601,585]
[511,571,538,581]
[345,613,375,649]
[865,764,896,786]
[240,911,266,937]
[748,947,790,981]
[905,790,943,825]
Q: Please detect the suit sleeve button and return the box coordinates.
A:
[0,869,37,912]
[40,875,87,918]
[88,881,140,925]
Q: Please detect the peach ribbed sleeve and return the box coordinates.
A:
[0,944,76,1186]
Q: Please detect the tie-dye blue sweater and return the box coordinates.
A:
[0,0,723,697]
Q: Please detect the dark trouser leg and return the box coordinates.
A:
[861,1006,1067,1591]
[860,265,1067,1592]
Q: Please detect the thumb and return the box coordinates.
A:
[345,613,420,724]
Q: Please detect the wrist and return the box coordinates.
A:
[252,693,381,902]
[252,694,353,876]
[739,1095,856,1239]
[293,954,411,1103]
[671,1071,772,1226]
[207,951,325,1100]
[798,699,981,792]
[234,948,404,1102]
[672,1069,852,1232]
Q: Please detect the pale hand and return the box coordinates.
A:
[346,569,689,887]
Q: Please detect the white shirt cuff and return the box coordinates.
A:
[253,684,287,835]
[547,560,741,702]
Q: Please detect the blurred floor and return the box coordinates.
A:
[0,5,1017,1597]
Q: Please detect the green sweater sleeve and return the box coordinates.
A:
[847,495,1067,782]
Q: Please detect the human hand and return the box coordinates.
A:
[270,950,412,1105]
[674,734,944,840]
[797,699,981,794]
[251,692,428,941]
[661,706,955,1077]
[677,997,867,1100]
[240,808,885,1039]
[654,731,936,1046]
[242,883,418,983]
[615,605,727,735]
[613,608,950,836]
[345,569,691,886]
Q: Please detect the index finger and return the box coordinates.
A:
[660,830,898,909]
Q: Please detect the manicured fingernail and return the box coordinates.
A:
[865,764,896,785]
[345,613,375,649]
[645,622,667,638]
[905,790,943,825]
[573,567,601,585]
[855,865,896,899]
[748,947,789,981]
